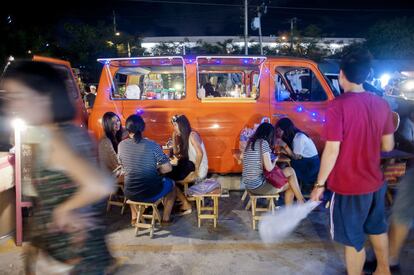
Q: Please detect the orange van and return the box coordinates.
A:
[89,56,339,174]
[32,56,89,128]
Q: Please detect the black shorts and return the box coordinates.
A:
[330,183,388,251]
[166,158,195,181]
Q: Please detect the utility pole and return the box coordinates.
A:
[113,10,117,34]
[244,0,248,55]
[290,17,297,52]
[251,2,267,55]
[258,14,263,55]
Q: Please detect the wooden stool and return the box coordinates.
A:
[176,172,197,201]
[248,192,280,230]
[243,158,290,210]
[127,199,162,238]
[192,188,221,228]
[107,183,127,214]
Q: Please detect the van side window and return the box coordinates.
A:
[274,67,327,102]
[198,72,246,98]
[197,57,266,101]
[111,65,185,100]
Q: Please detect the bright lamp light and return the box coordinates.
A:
[380,74,391,88]
[403,80,414,91]
[174,83,183,90]
[11,118,27,131]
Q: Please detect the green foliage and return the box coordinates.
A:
[366,17,414,59]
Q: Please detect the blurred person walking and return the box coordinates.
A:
[1,61,115,274]
[387,167,414,272]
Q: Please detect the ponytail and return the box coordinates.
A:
[125,114,145,143]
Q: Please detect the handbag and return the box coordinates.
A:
[260,140,288,189]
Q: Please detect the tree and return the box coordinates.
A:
[366,17,414,59]
[151,42,182,55]
[56,22,146,82]
[330,42,368,59]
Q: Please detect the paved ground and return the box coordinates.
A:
[0,191,413,275]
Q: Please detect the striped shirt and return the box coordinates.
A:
[242,139,272,190]
[118,138,169,200]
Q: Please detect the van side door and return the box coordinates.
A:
[269,60,335,151]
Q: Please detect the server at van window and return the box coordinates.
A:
[274,118,320,192]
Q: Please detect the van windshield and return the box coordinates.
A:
[107,58,185,100]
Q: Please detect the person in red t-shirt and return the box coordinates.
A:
[311,49,395,275]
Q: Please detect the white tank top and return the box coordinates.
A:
[188,132,208,179]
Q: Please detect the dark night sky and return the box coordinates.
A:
[3,0,414,37]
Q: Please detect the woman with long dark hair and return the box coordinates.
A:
[118,114,179,225]
[275,118,320,189]
[242,122,304,205]
[169,114,208,181]
[1,61,114,273]
[98,112,125,174]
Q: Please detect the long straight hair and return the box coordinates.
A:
[173,115,192,159]
[247,123,275,151]
[102,112,123,153]
[275,118,308,149]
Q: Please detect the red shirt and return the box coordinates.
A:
[324,92,394,195]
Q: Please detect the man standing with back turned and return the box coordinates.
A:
[311,49,395,275]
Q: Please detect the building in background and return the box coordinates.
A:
[140,36,364,55]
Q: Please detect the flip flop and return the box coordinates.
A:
[176,208,192,217]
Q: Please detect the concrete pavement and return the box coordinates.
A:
[0,191,413,275]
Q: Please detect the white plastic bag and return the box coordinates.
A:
[259,201,320,243]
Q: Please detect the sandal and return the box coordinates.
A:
[130,218,137,227]
[176,208,192,217]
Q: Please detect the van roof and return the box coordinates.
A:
[97,55,316,67]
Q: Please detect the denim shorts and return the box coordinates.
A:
[330,183,388,251]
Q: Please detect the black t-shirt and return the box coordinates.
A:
[85,93,96,107]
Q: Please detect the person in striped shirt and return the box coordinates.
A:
[118,114,178,226]
[242,122,304,205]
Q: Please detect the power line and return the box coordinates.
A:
[121,0,414,12]
[121,0,240,7]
